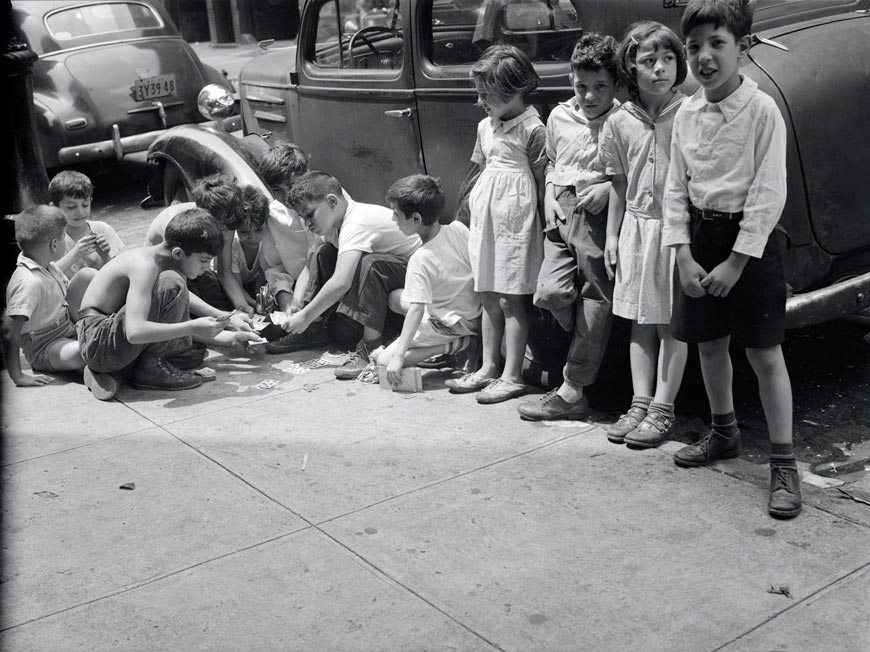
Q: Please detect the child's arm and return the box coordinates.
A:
[124,264,226,344]
[1,316,53,386]
[701,105,787,298]
[93,223,124,264]
[604,174,627,280]
[577,181,612,215]
[543,118,564,228]
[56,234,98,275]
[283,249,363,333]
[383,301,426,387]
[215,232,255,315]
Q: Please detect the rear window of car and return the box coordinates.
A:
[45,2,163,41]
[429,0,582,66]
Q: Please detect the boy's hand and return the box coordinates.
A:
[675,251,708,298]
[70,234,98,259]
[227,311,255,332]
[94,233,111,258]
[283,312,310,335]
[13,372,53,387]
[386,355,404,387]
[191,316,226,339]
[576,182,610,215]
[544,194,565,228]
[701,254,749,297]
[232,331,267,347]
[604,234,619,280]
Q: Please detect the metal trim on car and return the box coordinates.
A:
[32,35,181,58]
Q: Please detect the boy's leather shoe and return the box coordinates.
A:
[265,324,328,354]
[517,389,591,421]
[335,339,379,380]
[131,357,203,391]
[605,405,648,444]
[625,411,675,449]
[84,367,119,401]
[166,342,208,370]
[768,464,802,519]
[673,430,741,467]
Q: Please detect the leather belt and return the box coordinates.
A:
[689,204,743,221]
[78,306,107,318]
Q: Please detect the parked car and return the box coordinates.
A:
[9,0,241,170]
[148,0,870,330]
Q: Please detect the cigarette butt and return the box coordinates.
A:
[302,453,309,471]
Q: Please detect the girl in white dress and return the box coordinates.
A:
[445,44,546,404]
[600,21,689,448]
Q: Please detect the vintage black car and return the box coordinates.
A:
[10,0,240,170]
[148,0,870,329]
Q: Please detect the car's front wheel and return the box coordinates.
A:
[163,163,191,205]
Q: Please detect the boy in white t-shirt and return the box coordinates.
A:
[371,175,482,387]
[272,172,421,378]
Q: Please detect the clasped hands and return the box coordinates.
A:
[677,252,748,298]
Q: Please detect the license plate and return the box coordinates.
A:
[133,74,176,102]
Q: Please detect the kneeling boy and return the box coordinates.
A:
[372,175,481,387]
[77,209,262,400]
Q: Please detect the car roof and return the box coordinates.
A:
[11,0,179,56]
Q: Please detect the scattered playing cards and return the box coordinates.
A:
[253,379,280,390]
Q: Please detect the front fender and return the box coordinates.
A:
[147,125,273,202]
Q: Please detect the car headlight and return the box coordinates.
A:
[197,84,235,121]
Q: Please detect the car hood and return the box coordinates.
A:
[34,39,209,133]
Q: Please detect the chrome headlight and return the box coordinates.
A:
[197,84,235,121]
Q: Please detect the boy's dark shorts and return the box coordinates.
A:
[671,213,786,349]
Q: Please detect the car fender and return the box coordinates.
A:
[146,124,272,204]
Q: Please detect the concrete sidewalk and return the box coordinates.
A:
[2,343,869,651]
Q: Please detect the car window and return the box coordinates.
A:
[430,0,581,65]
[312,0,404,69]
[45,2,162,41]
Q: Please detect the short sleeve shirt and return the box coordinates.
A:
[4,254,71,335]
[403,222,481,326]
[545,98,620,191]
[63,220,124,276]
[333,200,420,259]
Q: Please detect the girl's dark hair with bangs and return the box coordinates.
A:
[680,0,754,39]
[570,32,618,79]
[617,21,687,100]
[470,44,539,103]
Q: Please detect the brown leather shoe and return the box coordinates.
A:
[673,429,741,467]
[768,464,802,519]
[517,389,590,421]
[625,411,675,449]
[132,357,203,391]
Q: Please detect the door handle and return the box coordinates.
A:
[385,108,414,118]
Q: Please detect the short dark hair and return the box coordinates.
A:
[191,173,242,230]
[617,21,688,100]
[286,171,344,206]
[471,44,539,103]
[385,175,444,226]
[570,32,619,80]
[259,141,310,189]
[681,0,754,39]
[238,185,270,231]
[48,170,93,204]
[164,208,223,257]
[11,205,67,254]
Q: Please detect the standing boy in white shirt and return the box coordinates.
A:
[663,0,799,518]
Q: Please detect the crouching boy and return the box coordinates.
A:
[77,209,263,400]
[3,206,93,386]
[267,172,421,380]
[372,175,482,386]
[664,0,799,518]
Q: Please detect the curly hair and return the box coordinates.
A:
[385,175,445,226]
[616,21,687,100]
[680,0,754,39]
[191,173,243,231]
[570,32,619,79]
[470,44,539,103]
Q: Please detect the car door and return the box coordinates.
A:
[295,0,424,204]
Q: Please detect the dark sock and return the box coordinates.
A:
[770,442,796,466]
[711,411,739,437]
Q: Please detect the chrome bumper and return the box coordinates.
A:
[57,115,243,165]
[786,272,870,329]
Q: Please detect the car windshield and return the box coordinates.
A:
[45,2,163,41]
